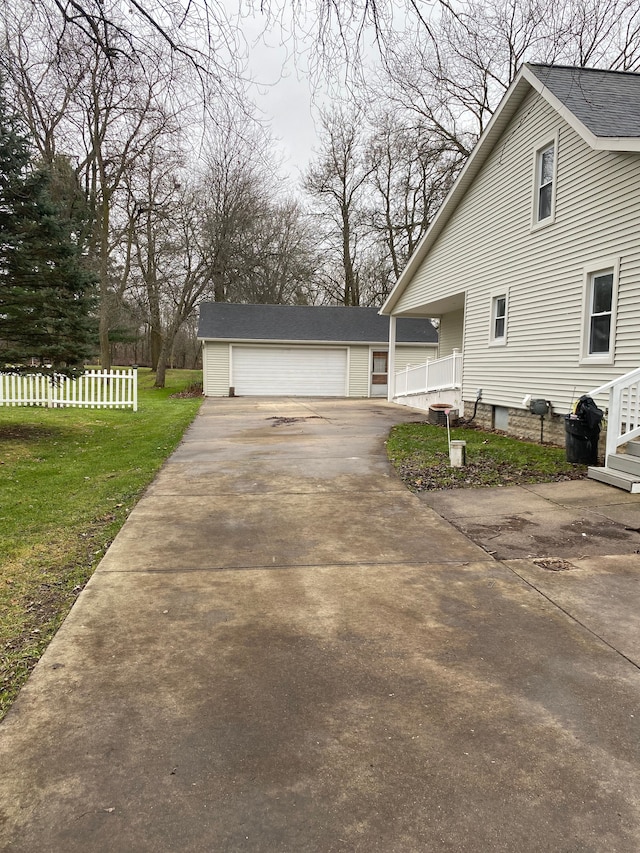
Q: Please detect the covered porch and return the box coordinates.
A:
[386,291,465,414]
[392,350,463,413]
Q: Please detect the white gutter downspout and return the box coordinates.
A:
[387,315,397,402]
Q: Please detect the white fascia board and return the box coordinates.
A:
[590,137,640,151]
[200,337,434,346]
[203,338,355,345]
[380,70,533,317]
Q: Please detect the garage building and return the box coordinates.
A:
[198,303,438,398]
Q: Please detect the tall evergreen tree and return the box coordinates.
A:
[0,88,97,368]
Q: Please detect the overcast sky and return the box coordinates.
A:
[239,8,321,180]
[227,1,395,186]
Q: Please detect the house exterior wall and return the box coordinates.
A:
[348,346,370,396]
[392,88,640,418]
[202,342,230,396]
[437,310,464,358]
[470,401,567,446]
[395,345,437,370]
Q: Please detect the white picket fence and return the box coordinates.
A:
[0,368,138,411]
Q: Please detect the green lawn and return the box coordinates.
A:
[0,369,203,719]
[387,421,586,491]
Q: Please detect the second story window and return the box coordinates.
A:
[532,135,558,228]
[537,144,554,221]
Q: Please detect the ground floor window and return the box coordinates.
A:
[582,260,618,363]
[588,271,614,354]
[490,293,507,345]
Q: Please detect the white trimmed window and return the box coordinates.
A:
[581,261,619,364]
[532,135,558,227]
[490,293,507,345]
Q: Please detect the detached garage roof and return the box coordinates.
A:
[198,303,438,344]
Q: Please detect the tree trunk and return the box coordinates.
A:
[342,204,359,306]
[98,196,112,369]
[155,348,168,388]
[150,327,163,371]
[154,321,181,388]
[99,313,111,370]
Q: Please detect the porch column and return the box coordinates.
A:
[387,315,397,402]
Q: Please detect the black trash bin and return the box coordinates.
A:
[564,395,604,465]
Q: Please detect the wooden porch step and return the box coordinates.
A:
[607,452,640,477]
[625,440,640,458]
[588,466,640,492]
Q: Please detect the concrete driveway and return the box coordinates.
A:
[1,398,640,852]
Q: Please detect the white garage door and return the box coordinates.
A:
[231,346,348,396]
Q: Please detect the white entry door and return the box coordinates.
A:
[231,346,348,396]
[370,350,388,397]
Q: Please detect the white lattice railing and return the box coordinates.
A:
[394,351,463,397]
[0,368,138,411]
[589,367,640,458]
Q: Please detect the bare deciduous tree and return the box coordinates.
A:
[5,0,247,97]
[366,114,456,285]
[150,184,211,389]
[375,0,640,159]
[2,4,199,367]
[304,106,373,306]
[124,139,186,370]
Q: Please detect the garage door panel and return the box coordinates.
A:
[232,347,347,396]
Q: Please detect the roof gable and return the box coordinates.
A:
[527,64,640,144]
[197,303,438,344]
[381,63,640,315]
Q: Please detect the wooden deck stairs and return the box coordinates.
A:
[588,440,640,492]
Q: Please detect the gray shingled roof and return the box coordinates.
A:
[198,303,438,344]
[527,63,640,138]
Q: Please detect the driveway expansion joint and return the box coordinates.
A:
[505,560,640,672]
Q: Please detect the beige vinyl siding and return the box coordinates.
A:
[348,346,370,396]
[203,342,230,396]
[393,89,640,413]
[350,344,435,396]
[617,246,640,364]
[438,310,464,357]
[395,346,437,370]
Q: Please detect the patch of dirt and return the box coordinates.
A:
[0,424,60,442]
[170,383,203,398]
[268,416,324,427]
[559,520,631,540]
[397,459,587,492]
[533,558,577,572]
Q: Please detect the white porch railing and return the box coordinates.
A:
[395,351,463,397]
[589,366,640,458]
[0,368,138,411]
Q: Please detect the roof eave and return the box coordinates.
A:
[380,63,640,318]
[197,336,438,346]
[591,137,640,151]
[380,68,534,316]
